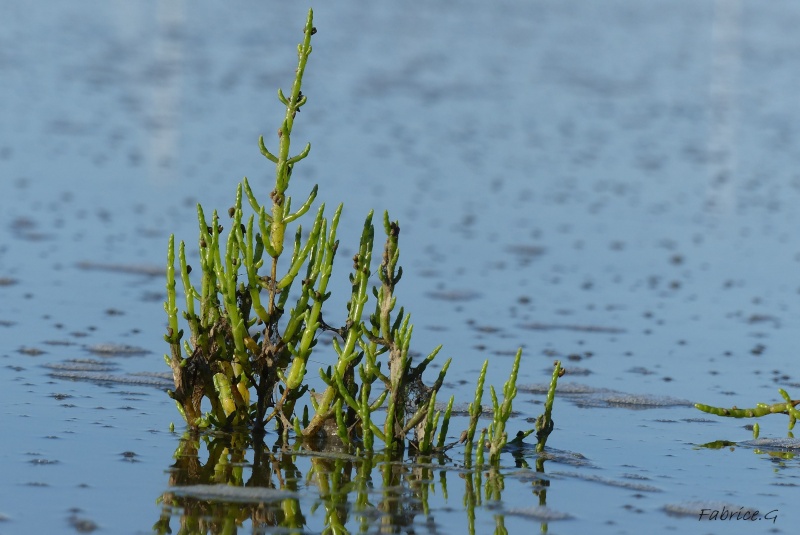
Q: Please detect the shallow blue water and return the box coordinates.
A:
[3,1,800,533]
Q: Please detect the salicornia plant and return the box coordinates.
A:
[163,8,560,457]
[696,389,800,433]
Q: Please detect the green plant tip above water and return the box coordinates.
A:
[162,8,562,459]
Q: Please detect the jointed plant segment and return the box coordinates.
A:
[696,389,800,432]
[163,9,561,457]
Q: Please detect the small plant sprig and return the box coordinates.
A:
[534,360,563,452]
[486,349,523,462]
[163,8,560,459]
[461,356,563,465]
[696,389,800,431]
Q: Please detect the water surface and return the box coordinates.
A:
[3,1,800,533]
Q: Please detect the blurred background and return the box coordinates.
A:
[3,1,800,532]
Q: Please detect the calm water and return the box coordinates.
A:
[3,1,800,533]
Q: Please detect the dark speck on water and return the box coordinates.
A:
[85,344,149,357]
[28,458,59,466]
[67,509,99,533]
[17,347,46,356]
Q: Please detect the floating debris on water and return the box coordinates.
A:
[518,382,692,409]
[289,449,360,463]
[131,371,173,381]
[739,438,800,451]
[44,358,171,388]
[426,289,481,302]
[120,451,139,462]
[84,344,149,357]
[745,314,781,328]
[76,261,163,277]
[438,402,508,417]
[506,448,594,468]
[506,244,546,258]
[43,339,77,347]
[169,484,299,503]
[18,346,46,356]
[44,359,116,372]
[697,440,737,450]
[67,509,99,533]
[518,322,626,334]
[506,506,571,521]
[562,366,592,376]
[601,394,693,409]
[28,458,59,465]
[627,366,656,375]
[47,370,172,388]
[519,381,601,395]
[551,471,661,492]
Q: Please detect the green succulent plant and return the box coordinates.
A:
[163,8,562,459]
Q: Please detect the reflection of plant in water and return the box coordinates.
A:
[155,433,560,534]
[162,7,564,457]
[155,434,303,534]
[462,467,502,533]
